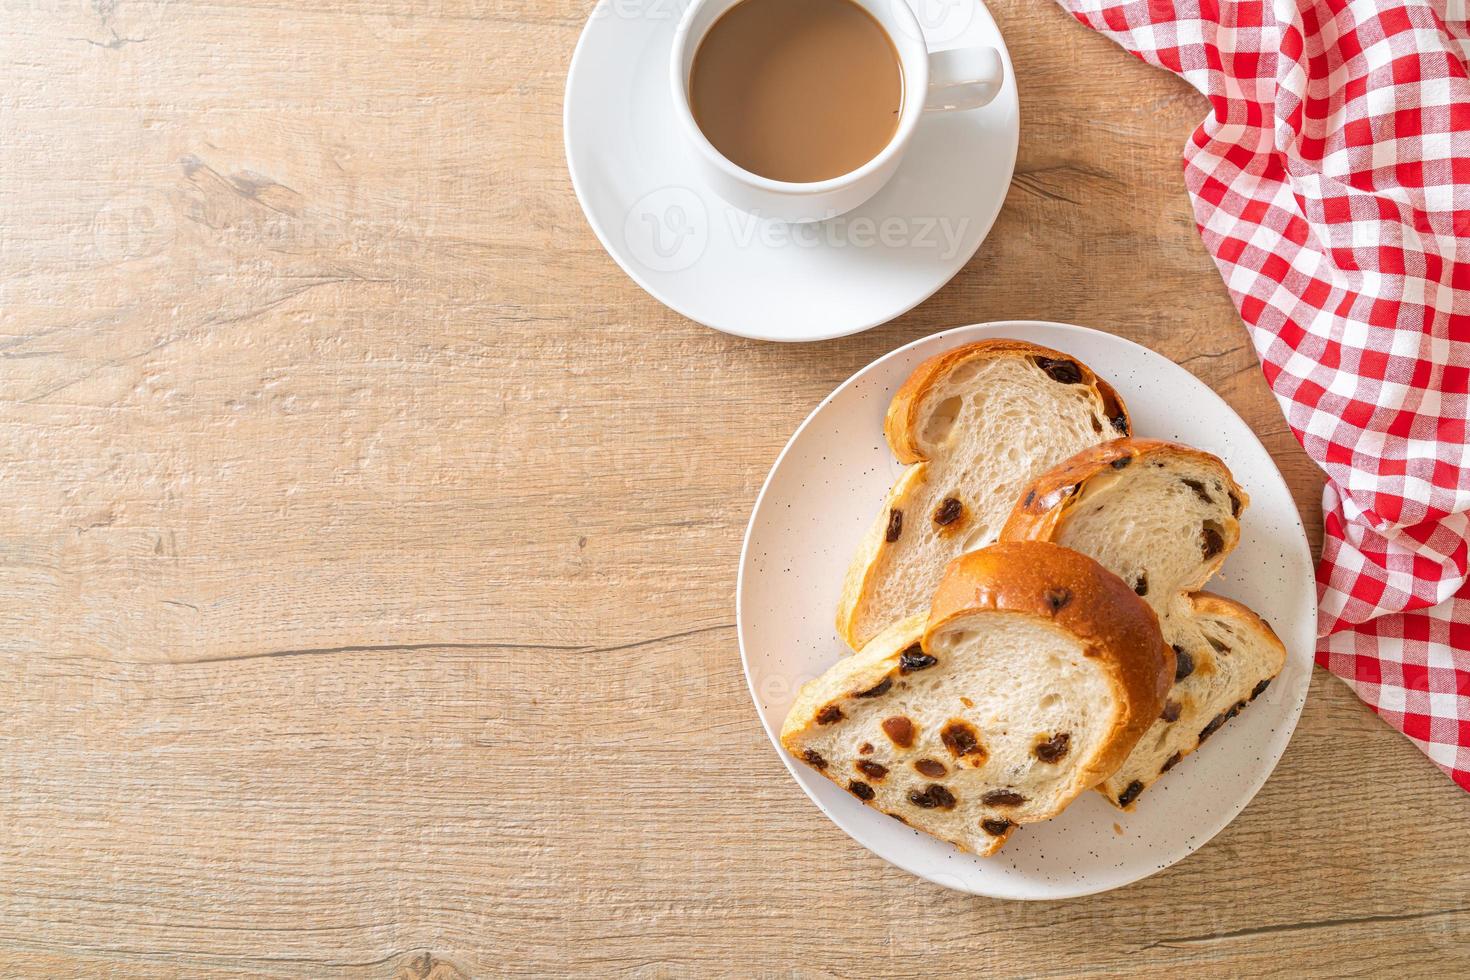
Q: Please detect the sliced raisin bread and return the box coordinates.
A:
[786,542,1172,856]
[1002,439,1287,809]
[836,340,1130,651]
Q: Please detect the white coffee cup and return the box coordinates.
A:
[670,0,1004,224]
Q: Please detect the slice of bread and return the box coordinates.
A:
[836,340,1130,651]
[1002,439,1287,809]
[785,541,1172,856]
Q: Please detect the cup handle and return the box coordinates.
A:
[924,47,1004,112]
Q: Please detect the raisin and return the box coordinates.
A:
[802,749,827,770]
[1198,711,1229,744]
[981,818,1013,837]
[899,644,937,674]
[1110,414,1129,435]
[940,720,983,760]
[1110,455,1131,470]
[982,789,1026,807]
[1161,752,1183,773]
[1160,700,1181,723]
[816,704,844,725]
[914,759,946,778]
[1207,635,1230,654]
[857,760,888,780]
[1133,572,1149,596]
[1229,491,1242,517]
[1201,524,1225,559]
[934,497,964,526]
[908,784,956,809]
[1117,780,1144,807]
[1034,732,1071,763]
[1173,645,1195,682]
[854,677,892,699]
[1035,356,1083,384]
[885,509,903,542]
[881,716,916,748]
[1182,477,1212,504]
[1023,489,1036,508]
[858,742,874,755]
[1250,678,1272,700]
[847,780,874,801]
[1044,587,1073,613]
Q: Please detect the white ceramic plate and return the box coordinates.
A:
[737,321,1315,899]
[563,0,1019,342]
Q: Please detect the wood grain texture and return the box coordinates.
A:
[0,0,1465,976]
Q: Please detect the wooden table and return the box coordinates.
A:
[2,1,1465,976]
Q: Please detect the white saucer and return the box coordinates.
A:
[737,322,1316,898]
[563,0,1020,342]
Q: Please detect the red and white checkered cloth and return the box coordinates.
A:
[1057,0,1470,789]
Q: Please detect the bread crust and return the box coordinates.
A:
[1186,591,1284,648]
[1001,438,1248,586]
[780,614,928,750]
[789,543,1172,856]
[836,340,1131,649]
[778,615,1021,854]
[925,542,1174,791]
[884,339,1131,465]
[834,463,929,651]
[1000,439,1278,810]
